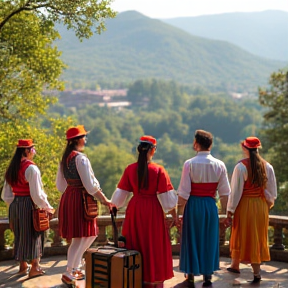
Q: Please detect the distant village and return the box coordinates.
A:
[59,89,252,109]
[59,89,130,109]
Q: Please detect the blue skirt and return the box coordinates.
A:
[180,196,219,275]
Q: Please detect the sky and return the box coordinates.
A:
[111,0,288,19]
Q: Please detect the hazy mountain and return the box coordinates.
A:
[162,10,288,61]
[56,11,285,92]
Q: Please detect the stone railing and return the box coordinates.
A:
[0,214,288,262]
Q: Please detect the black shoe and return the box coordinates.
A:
[248,275,261,284]
[203,280,212,287]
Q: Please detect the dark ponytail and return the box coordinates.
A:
[5,148,31,185]
[249,149,268,188]
[137,142,153,191]
[60,136,84,172]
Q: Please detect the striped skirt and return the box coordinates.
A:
[9,196,43,262]
[180,196,220,276]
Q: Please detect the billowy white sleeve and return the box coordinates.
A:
[76,154,104,200]
[227,162,246,214]
[157,190,178,213]
[56,164,67,193]
[217,163,231,196]
[177,161,191,200]
[264,162,277,202]
[111,188,130,208]
[1,181,14,205]
[25,165,54,211]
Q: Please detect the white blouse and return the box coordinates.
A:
[56,152,106,201]
[227,161,277,213]
[1,165,54,212]
[177,151,231,200]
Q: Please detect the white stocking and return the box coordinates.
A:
[67,236,96,272]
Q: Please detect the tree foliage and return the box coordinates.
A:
[259,70,288,213]
[86,144,136,199]
[0,117,74,215]
[0,0,116,216]
[0,0,116,37]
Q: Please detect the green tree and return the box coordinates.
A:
[259,70,288,214]
[0,117,74,215]
[0,0,116,216]
[86,144,136,199]
[0,0,116,37]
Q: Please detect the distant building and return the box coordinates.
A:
[59,89,129,108]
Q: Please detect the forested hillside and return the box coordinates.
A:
[162,10,288,61]
[56,11,284,92]
[51,79,264,198]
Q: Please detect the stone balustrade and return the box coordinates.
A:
[0,214,288,262]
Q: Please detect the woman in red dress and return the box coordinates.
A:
[111,135,178,286]
[56,125,112,284]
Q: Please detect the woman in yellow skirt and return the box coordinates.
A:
[226,137,277,283]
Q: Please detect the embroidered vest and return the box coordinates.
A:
[12,159,35,196]
[63,151,81,180]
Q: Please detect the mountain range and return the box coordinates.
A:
[56,10,286,92]
[162,10,288,61]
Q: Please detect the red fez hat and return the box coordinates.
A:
[242,137,262,149]
[139,135,157,146]
[66,125,89,140]
[17,139,35,148]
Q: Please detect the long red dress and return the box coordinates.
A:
[117,162,174,283]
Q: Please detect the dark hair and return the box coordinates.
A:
[60,135,84,171]
[137,142,153,191]
[248,149,267,188]
[194,130,213,150]
[5,147,31,185]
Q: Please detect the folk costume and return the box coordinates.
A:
[227,137,277,265]
[57,150,100,239]
[111,136,177,283]
[178,151,231,277]
[57,125,110,283]
[1,140,53,270]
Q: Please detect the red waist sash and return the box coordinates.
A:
[13,191,30,196]
[66,179,84,188]
[190,182,218,197]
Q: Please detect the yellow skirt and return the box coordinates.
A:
[230,196,270,264]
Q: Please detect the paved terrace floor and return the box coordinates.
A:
[0,255,287,288]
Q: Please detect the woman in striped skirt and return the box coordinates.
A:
[1,139,55,278]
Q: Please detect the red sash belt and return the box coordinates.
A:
[242,187,265,198]
[13,191,30,196]
[190,182,218,197]
[66,179,84,188]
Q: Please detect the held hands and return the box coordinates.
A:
[106,201,117,213]
[170,216,178,229]
[46,208,55,220]
[223,217,232,228]
[223,211,233,228]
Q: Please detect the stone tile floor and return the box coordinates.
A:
[0,255,287,288]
